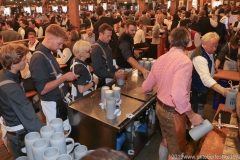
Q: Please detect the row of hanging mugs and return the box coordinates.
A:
[17,118,92,160]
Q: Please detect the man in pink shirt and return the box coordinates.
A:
[142,27,203,160]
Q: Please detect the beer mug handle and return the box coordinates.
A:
[74,142,81,147]
[114,105,121,116]
[63,124,72,137]
[66,138,75,154]
[116,93,121,104]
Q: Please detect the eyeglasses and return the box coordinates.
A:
[86,49,92,54]
[207,44,218,49]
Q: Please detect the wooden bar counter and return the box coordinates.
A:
[214,70,240,81]
[68,70,158,159]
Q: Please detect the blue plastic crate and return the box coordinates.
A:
[116,132,126,151]
[212,79,230,110]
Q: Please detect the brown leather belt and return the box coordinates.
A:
[157,98,176,112]
[7,131,17,136]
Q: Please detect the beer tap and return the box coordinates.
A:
[212,113,239,129]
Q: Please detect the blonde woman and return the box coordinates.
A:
[152,14,165,45]
[70,40,99,100]
[149,14,165,58]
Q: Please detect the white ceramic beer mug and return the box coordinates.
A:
[49,118,71,137]
[73,145,88,159]
[225,89,237,110]
[42,147,60,160]
[50,132,74,154]
[16,156,28,160]
[101,86,110,104]
[189,119,213,141]
[56,154,73,160]
[32,138,49,160]
[24,132,40,160]
[40,125,55,143]
[106,97,121,119]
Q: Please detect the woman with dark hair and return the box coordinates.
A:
[168,13,180,32]
[204,3,209,16]
[65,30,79,51]
[56,30,79,73]
[50,16,57,24]
[13,13,22,31]
[187,15,200,33]
[215,35,240,71]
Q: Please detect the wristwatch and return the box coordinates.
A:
[91,80,96,86]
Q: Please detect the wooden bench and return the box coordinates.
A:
[138,47,149,52]
[25,90,39,112]
[59,64,67,69]
[25,90,38,99]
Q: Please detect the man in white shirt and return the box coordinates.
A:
[60,13,70,31]
[190,32,229,116]
[133,21,149,49]
[81,27,96,45]
[28,32,40,54]
[220,9,231,31]
[29,20,39,37]
[232,13,240,35]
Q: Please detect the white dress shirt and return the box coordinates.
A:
[134,28,145,44]
[210,18,218,27]
[28,39,39,52]
[220,16,229,29]
[18,27,25,39]
[192,50,216,88]
[232,21,240,33]
[34,27,39,36]
[38,27,43,37]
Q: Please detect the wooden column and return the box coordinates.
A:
[175,0,179,12]
[42,0,49,14]
[199,0,204,10]
[0,0,5,16]
[170,0,176,15]
[138,0,145,15]
[187,0,192,11]
[68,0,80,32]
[0,0,6,6]
[183,0,187,8]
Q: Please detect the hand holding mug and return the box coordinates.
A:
[115,70,126,79]
[142,68,149,79]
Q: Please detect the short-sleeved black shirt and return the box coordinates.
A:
[0,69,43,131]
[71,58,91,99]
[30,43,68,101]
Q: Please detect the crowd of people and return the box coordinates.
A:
[0,3,239,160]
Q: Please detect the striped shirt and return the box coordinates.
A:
[142,47,192,114]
